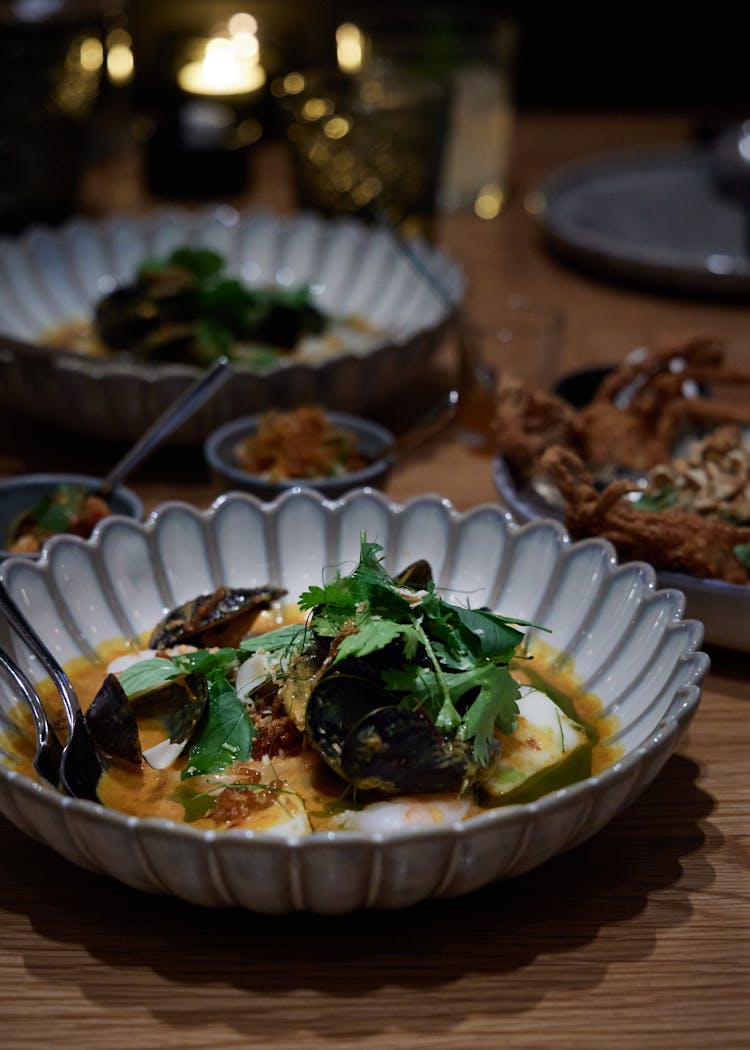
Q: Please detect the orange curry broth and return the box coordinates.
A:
[1,609,621,831]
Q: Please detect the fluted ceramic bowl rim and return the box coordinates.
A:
[0,205,463,379]
[0,489,708,853]
[0,208,463,445]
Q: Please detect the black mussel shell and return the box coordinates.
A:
[394,559,433,590]
[94,271,197,354]
[85,673,142,764]
[306,666,471,794]
[149,585,287,650]
[305,670,386,778]
[340,706,470,794]
[85,671,209,766]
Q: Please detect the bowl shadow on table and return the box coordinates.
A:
[1,755,719,1038]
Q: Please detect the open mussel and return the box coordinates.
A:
[94,267,198,358]
[85,671,208,769]
[394,559,433,590]
[149,585,287,650]
[305,664,471,794]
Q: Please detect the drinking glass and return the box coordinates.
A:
[281,64,449,240]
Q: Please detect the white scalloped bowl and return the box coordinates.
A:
[0,208,463,444]
[0,491,708,913]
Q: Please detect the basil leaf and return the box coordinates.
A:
[182,675,254,779]
[171,783,219,822]
[118,657,178,697]
[173,647,238,678]
[448,605,525,659]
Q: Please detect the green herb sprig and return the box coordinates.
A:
[292,535,543,765]
[117,648,253,780]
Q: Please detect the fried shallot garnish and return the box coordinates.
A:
[538,446,750,584]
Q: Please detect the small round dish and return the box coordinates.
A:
[0,473,143,561]
[204,410,396,500]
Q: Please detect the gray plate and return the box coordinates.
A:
[532,145,750,297]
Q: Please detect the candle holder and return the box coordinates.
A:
[145,99,260,199]
[144,22,266,199]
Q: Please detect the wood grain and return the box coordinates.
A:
[0,112,748,1050]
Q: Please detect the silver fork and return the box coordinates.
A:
[0,645,63,788]
[0,582,102,800]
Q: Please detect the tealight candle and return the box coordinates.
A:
[177,35,266,98]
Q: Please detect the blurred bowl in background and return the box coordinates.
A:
[204,409,396,500]
[0,207,463,444]
[0,472,142,561]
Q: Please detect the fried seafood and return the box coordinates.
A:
[537,446,750,583]
[493,335,750,482]
[493,335,750,584]
[492,375,584,484]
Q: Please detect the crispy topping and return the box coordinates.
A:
[235,405,367,481]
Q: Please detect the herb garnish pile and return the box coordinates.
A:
[114,536,543,818]
[95,246,328,366]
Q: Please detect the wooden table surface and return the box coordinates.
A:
[0,112,748,1049]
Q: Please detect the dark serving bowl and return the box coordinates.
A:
[0,473,143,560]
[203,411,397,501]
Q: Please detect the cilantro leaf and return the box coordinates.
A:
[299,578,357,635]
[458,664,520,763]
[168,247,224,281]
[333,619,420,666]
[239,623,309,656]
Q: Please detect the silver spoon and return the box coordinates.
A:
[98,355,233,496]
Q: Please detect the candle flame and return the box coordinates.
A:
[336,23,363,74]
[178,27,265,97]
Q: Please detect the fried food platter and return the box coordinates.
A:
[492,335,750,651]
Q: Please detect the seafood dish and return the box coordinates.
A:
[0,491,706,910]
[6,536,619,834]
[493,334,750,585]
[45,246,381,370]
[0,209,462,443]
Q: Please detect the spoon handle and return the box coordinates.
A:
[100,356,233,495]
